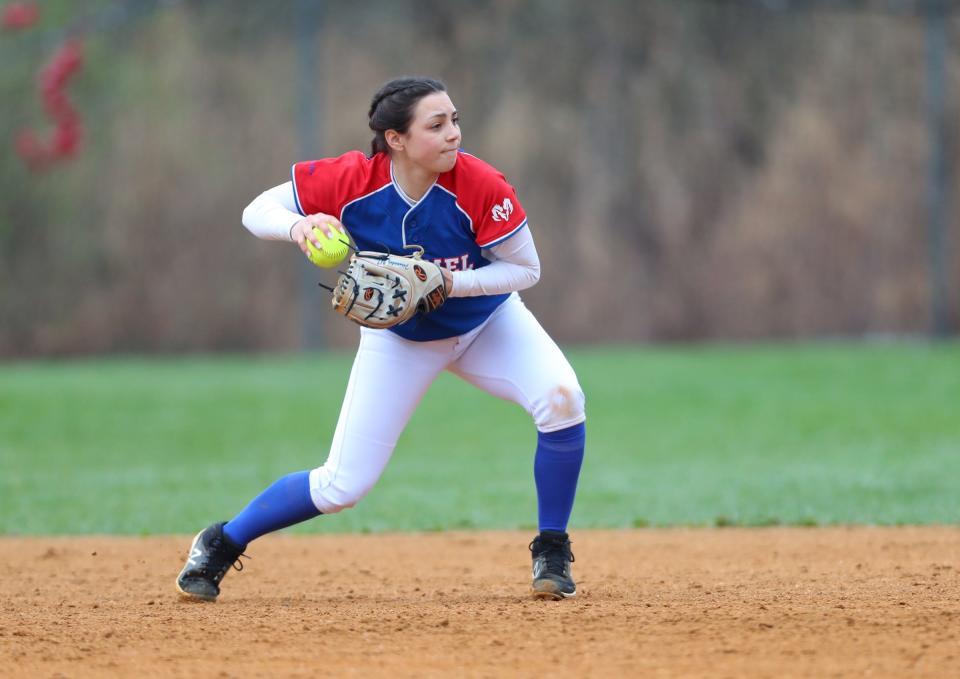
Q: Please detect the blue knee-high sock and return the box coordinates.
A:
[534,422,586,533]
[222,470,321,546]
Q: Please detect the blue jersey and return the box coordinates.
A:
[292,150,529,341]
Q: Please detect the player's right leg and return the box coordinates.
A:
[176,328,454,601]
[305,327,454,514]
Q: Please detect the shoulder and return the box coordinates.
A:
[441,150,511,188]
[437,151,521,212]
[292,151,391,215]
[294,150,388,182]
[437,151,527,245]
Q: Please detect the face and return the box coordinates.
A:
[389,91,461,174]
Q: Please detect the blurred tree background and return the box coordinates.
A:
[1,0,957,357]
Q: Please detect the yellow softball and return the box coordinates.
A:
[305,226,349,268]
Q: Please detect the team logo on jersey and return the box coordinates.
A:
[491,197,513,222]
[413,265,427,282]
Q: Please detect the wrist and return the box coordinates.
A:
[443,268,455,296]
[449,269,479,297]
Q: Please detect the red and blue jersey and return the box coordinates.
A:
[291,150,528,341]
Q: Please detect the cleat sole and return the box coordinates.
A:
[531,579,576,600]
[175,578,218,602]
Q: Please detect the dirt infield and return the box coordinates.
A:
[1,527,957,678]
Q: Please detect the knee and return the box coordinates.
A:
[312,482,370,514]
[532,382,586,432]
[308,468,374,515]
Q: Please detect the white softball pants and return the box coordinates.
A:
[308,293,586,514]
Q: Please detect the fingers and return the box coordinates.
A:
[291,220,312,255]
[307,214,346,240]
[293,214,346,255]
[290,219,309,255]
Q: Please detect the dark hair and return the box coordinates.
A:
[368,77,446,156]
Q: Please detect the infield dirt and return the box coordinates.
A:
[1,527,957,678]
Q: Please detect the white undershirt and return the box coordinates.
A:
[241,182,541,297]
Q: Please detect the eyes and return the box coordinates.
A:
[430,115,460,130]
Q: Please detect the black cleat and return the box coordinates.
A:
[529,530,576,600]
[176,522,247,602]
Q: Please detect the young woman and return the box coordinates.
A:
[176,77,586,601]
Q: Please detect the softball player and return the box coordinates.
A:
[176,77,586,601]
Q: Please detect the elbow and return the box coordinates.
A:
[241,193,271,236]
[527,262,541,288]
[241,200,257,233]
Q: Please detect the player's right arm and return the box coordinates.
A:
[241,182,344,256]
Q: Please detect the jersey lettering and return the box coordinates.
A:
[434,254,474,272]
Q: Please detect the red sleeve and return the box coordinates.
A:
[291,150,382,218]
[450,154,528,248]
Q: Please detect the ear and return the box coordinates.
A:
[385,129,404,153]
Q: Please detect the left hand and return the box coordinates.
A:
[330,249,448,329]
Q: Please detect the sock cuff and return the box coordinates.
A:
[537,422,586,451]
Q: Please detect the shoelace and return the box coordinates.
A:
[203,535,250,580]
[530,538,575,576]
[544,544,574,575]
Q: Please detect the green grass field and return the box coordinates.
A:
[1,343,958,535]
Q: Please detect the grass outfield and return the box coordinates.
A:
[1,343,958,535]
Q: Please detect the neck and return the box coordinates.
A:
[391,156,437,202]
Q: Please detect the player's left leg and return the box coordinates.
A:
[448,294,585,599]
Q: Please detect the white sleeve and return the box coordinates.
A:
[241,182,302,242]
[449,226,541,297]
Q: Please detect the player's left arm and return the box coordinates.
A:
[448,226,541,297]
[447,160,538,297]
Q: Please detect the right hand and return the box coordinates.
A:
[290,213,346,257]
